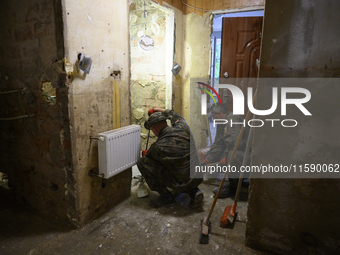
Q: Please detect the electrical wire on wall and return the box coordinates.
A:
[180,0,265,13]
[180,0,216,12]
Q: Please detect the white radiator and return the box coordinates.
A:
[98,124,141,179]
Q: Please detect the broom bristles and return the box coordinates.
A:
[227,203,237,221]
[199,233,209,244]
[226,213,235,225]
[199,218,212,244]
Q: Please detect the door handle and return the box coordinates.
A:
[223,72,229,78]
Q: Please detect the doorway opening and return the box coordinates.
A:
[205,9,264,211]
[211,10,264,89]
[208,10,264,144]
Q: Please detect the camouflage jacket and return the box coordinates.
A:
[205,112,249,162]
[145,109,200,185]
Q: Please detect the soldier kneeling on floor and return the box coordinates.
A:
[137,108,203,208]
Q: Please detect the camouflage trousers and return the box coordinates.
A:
[206,149,251,190]
[137,156,202,196]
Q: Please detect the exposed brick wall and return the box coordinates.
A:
[130,0,169,149]
[0,0,75,224]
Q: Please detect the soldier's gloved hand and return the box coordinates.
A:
[219,157,227,166]
[201,159,210,166]
[148,107,156,116]
[142,149,148,157]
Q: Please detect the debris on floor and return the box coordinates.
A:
[0,179,271,255]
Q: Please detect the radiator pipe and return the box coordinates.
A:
[146,130,150,149]
[90,136,104,141]
[0,114,35,121]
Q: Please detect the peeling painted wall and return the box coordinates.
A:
[246,1,340,254]
[62,0,131,225]
[0,0,72,223]
[170,5,184,114]
[182,12,212,149]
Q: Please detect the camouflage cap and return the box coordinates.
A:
[144,112,170,130]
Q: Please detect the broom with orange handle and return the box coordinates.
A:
[199,88,257,244]
[220,125,254,228]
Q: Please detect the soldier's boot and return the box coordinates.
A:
[213,181,236,198]
[188,187,204,208]
[150,189,175,208]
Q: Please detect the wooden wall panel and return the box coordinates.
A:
[196,0,204,17]
[152,0,183,11]
[213,0,223,11]
[153,0,265,16]
[151,1,266,17]
[202,0,210,13]
[172,0,183,10]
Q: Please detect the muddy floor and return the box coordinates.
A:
[0,177,273,255]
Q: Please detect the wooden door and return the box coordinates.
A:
[219,17,263,114]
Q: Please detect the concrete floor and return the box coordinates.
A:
[0,172,272,255]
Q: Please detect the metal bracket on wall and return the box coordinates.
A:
[89,136,104,141]
[78,53,92,74]
[88,168,104,178]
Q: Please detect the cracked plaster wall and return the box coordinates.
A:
[63,0,131,225]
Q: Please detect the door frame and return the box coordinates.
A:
[210,7,265,89]
[212,6,265,15]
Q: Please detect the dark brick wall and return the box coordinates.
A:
[0,0,75,224]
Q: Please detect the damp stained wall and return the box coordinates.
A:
[169,4,184,115]
[246,1,340,254]
[62,0,131,225]
[0,0,73,223]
